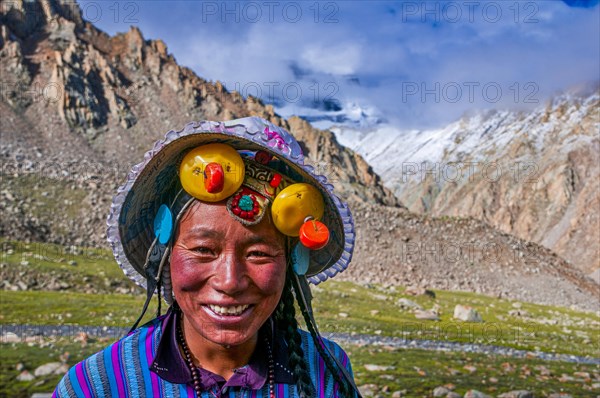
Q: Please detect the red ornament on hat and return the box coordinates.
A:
[204,162,224,193]
[299,219,330,250]
[270,173,282,188]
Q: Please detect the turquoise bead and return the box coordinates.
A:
[153,204,173,245]
[239,195,254,211]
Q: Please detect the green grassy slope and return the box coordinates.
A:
[1,240,598,396]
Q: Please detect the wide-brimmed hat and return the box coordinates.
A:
[106,117,355,295]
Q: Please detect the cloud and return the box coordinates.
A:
[82,0,600,129]
[301,43,362,75]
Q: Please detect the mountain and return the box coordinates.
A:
[333,91,600,275]
[0,0,399,248]
[1,0,597,309]
[340,199,598,312]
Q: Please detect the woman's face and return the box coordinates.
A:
[170,200,287,348]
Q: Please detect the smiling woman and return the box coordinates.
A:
[52,117,361,398]
[171,201,288,374]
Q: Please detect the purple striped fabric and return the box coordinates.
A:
[319,355,326,397]
[185,383,195,396]
[53,315,357,397]
[146,323,161,397]
[75,362,91,396]
[111,341,126,396]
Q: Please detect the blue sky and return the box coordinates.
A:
[79,0,600,129]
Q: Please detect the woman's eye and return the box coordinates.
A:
[193,247,214,255]
[248,250,270,258]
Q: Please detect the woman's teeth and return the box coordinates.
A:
[208,304,249,316]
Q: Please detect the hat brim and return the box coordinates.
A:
[106,117,355,291]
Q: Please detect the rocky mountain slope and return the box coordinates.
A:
[1,0,597,310]
[334,92,600,276]
[0,0,398,207]
[339,200,599,312]
[0,0,398,249]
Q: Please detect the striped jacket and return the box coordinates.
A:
[53,310,356,397]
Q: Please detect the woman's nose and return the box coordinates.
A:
[210,252,249,295]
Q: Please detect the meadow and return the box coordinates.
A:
[1,241,598,397]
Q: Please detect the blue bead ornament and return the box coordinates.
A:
[292,243,310,276]
[239,195,254,211]
[153,204,173,245]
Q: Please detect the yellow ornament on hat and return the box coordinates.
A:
[271,183,325,237]
[179,143,245,202]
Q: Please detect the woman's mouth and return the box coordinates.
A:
[206,304,251,316]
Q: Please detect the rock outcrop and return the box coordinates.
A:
[0,0,399,206]
[0,0,400,248]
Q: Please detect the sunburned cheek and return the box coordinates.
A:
[170,250,206,289]
[252,265,286,294]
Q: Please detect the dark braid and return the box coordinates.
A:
[274,239,353,397]
[275,277,315,397]
[296,291,352,397]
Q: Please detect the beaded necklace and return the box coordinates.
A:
[175,311,275,398]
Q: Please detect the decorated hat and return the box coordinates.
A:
[106,117,355,300]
